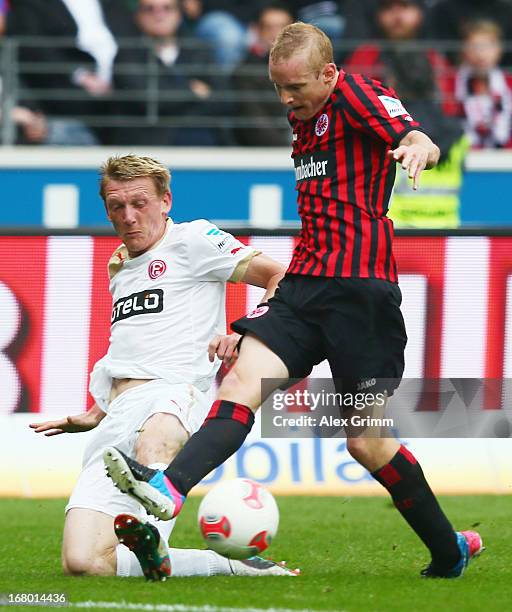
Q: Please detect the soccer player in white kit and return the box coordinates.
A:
[30,155,298,580]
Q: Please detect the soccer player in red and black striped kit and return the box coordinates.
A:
[105,22,483,577]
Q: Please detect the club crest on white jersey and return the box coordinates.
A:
[148,259,166,279]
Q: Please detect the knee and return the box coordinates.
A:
[62,550,114,576]
[346,437,398,472]
[346,437,373,464]
[217,365,258,403]
[136,413,188,465]
[218,366,244,395]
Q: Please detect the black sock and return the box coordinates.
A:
[372,445,460,571]
[164,400,254,496]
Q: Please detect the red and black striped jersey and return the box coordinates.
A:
[287,70,422,282]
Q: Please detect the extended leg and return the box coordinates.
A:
[104,334,289,519]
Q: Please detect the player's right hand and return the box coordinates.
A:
[208,333,241,367]
[29,409,105,436]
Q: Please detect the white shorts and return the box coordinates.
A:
[66,379,209,517]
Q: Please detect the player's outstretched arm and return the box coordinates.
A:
[29,403,106,436]
[388,130,440,190]
[240,254,286,302]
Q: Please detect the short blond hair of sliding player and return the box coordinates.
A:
[99,154,171,201]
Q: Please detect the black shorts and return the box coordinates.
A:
[232,274,407,396]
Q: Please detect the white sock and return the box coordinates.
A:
[168,548,232,576]
[116,463,229,578]
[116,544,143,577]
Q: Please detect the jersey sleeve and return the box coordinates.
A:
[187,220,260,283]
[341,74,423,148]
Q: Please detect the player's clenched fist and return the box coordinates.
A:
[29,404,106,436]
[208,333,241,366]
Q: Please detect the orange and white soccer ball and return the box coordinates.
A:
[197,478,279,559]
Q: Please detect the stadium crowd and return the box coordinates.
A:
[1,0,511,148]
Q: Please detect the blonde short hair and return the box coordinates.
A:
[99,154,171,201]
[269,22,334,73]
[462,18,503,42]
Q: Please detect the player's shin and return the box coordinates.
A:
[163,400,255,497]
[371,444,460,572]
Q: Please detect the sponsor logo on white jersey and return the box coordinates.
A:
[378,95,409,118]
[111,289,163,324]
[202,224,235,252]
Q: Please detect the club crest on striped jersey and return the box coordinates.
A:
[148,259,166,279]
[315,113,329,136]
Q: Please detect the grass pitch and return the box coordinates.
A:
[0,495,510,611]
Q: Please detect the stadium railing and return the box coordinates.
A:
[2,36,507,145]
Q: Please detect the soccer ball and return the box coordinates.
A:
[197,478,279,559]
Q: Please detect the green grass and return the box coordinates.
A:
[0,495,510,611]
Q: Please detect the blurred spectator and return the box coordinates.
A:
[287,1,344,43]
[111,0,221,146]
[454,20,512,148]
[180,1,255,72]
[0,2,48,144]
[427,0,512,64]
[232,2,293,146]
[342,0,467,227]
[6,0,134,144]
[0,0,7,36]
[344,0,457,116]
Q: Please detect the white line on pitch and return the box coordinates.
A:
[69,601,344,612]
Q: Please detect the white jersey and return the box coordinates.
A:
[89,219,258,411]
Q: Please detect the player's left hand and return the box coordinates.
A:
[208,333,241,366]
[29,409,105,436]
[387,144,429,191]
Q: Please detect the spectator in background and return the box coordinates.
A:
[343,0,467,227]
[427,0,512,65]
[454,20,512,149]
[232,2,294,146]
[6,0,133,145]
[0,1,48,144]
[180,1,254,72]
[287,1,344,44]
[112,0,220,146]
[344,0,457,117]
[0,0,7,36]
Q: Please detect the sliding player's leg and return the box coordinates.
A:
[64,380,299,580]
[104,281,324,520]
[104,333,289,520]
[62,508,118,576]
